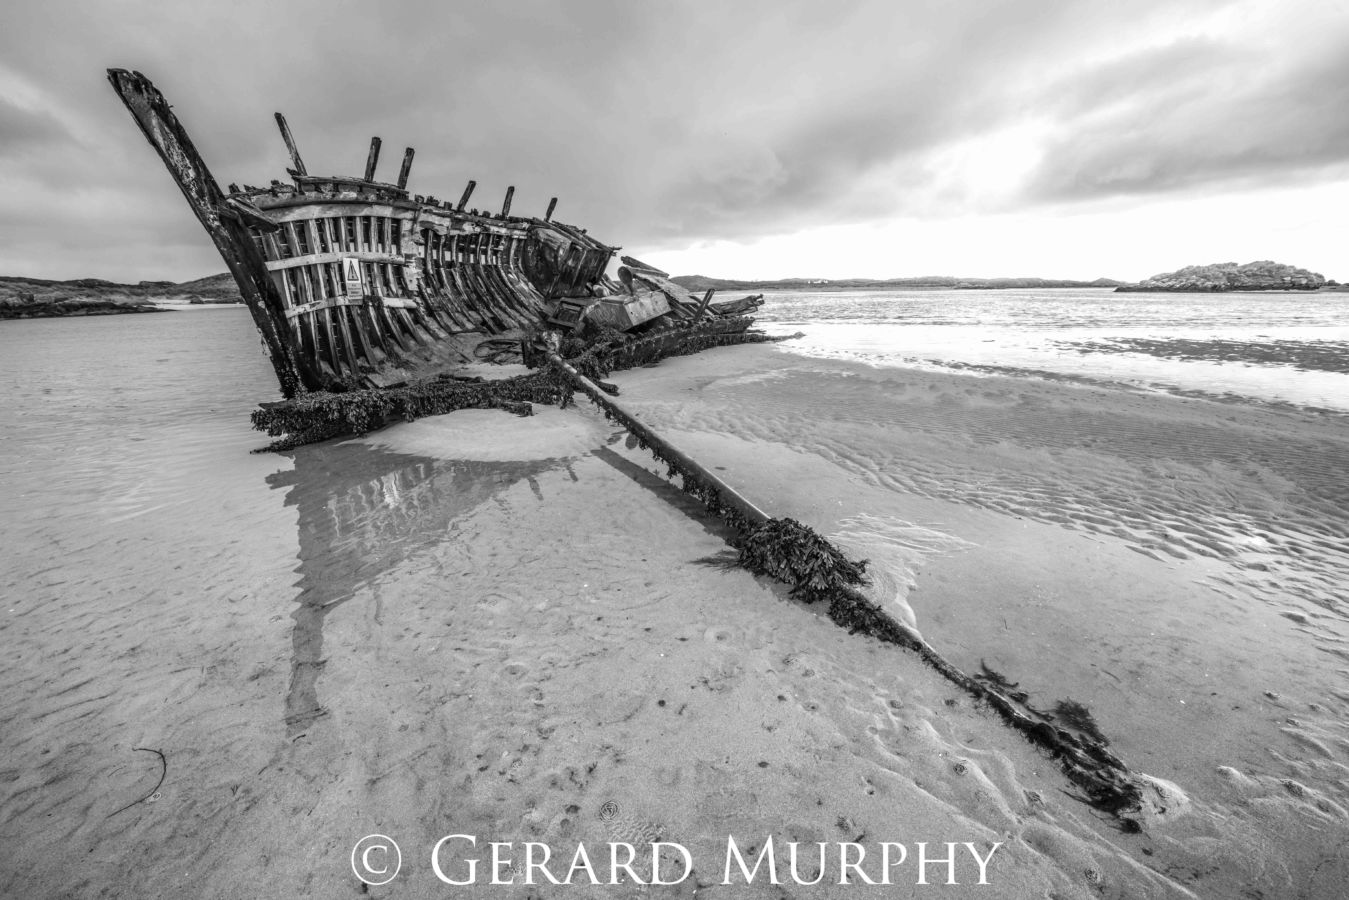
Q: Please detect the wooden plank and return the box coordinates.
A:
[281,267,321,363]
[695,288,716,320]
[343,302,378,370]
[476,233,522,326]
[445,233,478,324]
[397,148,415,190]
[274,112,308,178]
[345,260,390,360]
[393,303,431,349]
[257,201,408,224]
[264,249,406,271]
[282,223,343,378]
[436,234,481,331]
[433,231,448,293]
[308,218,363,375]
[545,197,557,222]
[500,185,514,218]
[221,196,281,233]
[487,234,534,324]
[363,137,382,182]
[619,255,670,278]
[430,232,474,331]
[305,273,344,377]
[453,232,486,325]
[329,277,363,375]
[456,233,496,329]
[366,259,421,352]
[289,269,334,375]
[456,180,476,211]
[367,274,411,354]
[469,232,513,330]
[506,234,546,309]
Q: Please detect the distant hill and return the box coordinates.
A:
[671,275,1125,292]
[1116,261,1332,292]
[0,273,241,319]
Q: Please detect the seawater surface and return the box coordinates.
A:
[758,287,1349,411]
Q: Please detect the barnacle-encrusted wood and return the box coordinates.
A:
[108,69,616,398]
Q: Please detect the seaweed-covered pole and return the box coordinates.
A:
[547,347,1145,819]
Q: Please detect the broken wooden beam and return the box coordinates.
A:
[695,288,715,320]
[397,147,415,190]
[500,185,514,218]
[545,197,558,222]
[363,137,382,182]
[619,256,670,278]
[457,179,476,211]
[274,113,307,176]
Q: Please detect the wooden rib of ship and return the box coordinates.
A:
[106,69,760,403]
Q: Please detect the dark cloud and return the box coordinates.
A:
[0,0,1342,280]
[1022,23,1349,202]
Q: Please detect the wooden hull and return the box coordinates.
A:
[108,69,616,397]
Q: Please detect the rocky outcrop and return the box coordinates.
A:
[1116,261,1327,292]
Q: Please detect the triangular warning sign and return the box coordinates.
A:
[343,257,364,299]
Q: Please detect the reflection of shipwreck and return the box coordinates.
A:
[107,69,765,427]
[268,441,568,733]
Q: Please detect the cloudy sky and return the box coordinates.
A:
[2,0,1345,283]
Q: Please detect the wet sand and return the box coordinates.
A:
[3,341,1348,897]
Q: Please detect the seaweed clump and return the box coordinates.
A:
[739,518,869,603]
[251,317,780,451]
[250,371,561,452]
[1054,699,1111,747]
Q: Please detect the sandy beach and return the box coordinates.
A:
[3,338,1348,898]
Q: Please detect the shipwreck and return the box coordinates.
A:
[109,69,1149,819]
[107,68,767,447]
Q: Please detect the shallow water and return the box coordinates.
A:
[3,301,1348,897]
[757,288,1349,411]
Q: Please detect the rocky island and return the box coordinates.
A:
[1116,260,1331,292]
[0,273,241,319]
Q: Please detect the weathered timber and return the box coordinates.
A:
[274,113,307,176]
[619,255,670,278]
[396,148,414,191]
[694,288,715,320]
[110,70,753,409]
[456,180,476,211]
[545,197,557,222]
[108,68,310,397]
[363,137,382,182]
